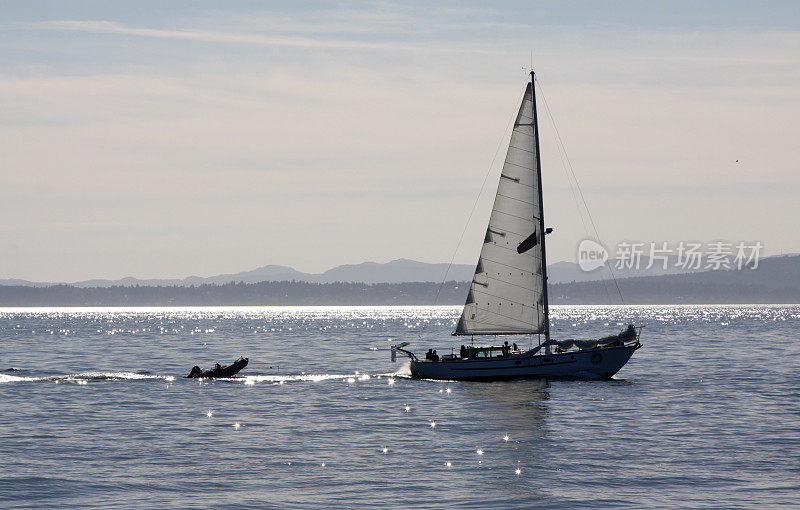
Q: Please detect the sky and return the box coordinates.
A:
[1,1,799,281]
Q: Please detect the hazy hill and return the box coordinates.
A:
[0,256,706,288]
[316,259,468,284]
[2,255,799,306]
[550,254,800,304]
[0,259,475,288]
[548,255,699,283]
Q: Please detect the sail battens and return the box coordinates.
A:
[508,144,534,154]
[470,279,540,299]
[490,209,536,224]
[456,81,547,336]
[496,192,534,205]
[462,307,540,330]
[467,319,537,331]
[473,274,537,293]
[482,240,540,255]
[478,257,541,274]
[483,227,533,239]
[503,161,537,173]
[457,312,542,333]
[454,319,541,336]
[483,220,536,238]
[467,294,535,311]
[495,186,535,203]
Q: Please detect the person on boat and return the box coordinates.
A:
[431,350,439,361]
[512,342,518,351]
[503,341,510,356]
[425,349,433,360]
[460,345,466,358]
[214,363,221,371]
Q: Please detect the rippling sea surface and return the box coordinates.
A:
[1,305,798,509]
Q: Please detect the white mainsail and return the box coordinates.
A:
[455,81,547,336]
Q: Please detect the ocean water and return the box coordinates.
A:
[1,305,798,509]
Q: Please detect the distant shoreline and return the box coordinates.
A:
[1,275,799,306]
[1,303,798,309]
[0,281,467,307]
[4,254,799,306]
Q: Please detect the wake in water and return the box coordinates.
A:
[0,369,408,386]
[238,368,410,386]
[0,371,176,384]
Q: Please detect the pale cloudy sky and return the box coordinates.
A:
[2,1,799,281]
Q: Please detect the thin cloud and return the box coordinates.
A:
[19,20,499,54]
[2,9,799,280]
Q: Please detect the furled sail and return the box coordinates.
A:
[454,82,546,335]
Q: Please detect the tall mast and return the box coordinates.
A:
[530,69,550,341]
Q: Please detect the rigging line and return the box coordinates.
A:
[537,87,611,306]
[544,102,590,235]
[418,88,527,340]
[537,83,614,306]
[535,77,625,305]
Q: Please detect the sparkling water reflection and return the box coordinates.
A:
[1,305,799,508]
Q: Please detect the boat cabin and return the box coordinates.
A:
[460,344,517,359]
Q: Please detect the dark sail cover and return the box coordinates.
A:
[517,231,538,254]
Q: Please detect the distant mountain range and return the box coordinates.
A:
[548,255,701,283]
[1,256,705,288]
[2,255,799,306]
[551,254,800,304]
[0,259,473,287]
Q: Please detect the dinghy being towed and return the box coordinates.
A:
[392,70,641,380]
[186,357,249,379]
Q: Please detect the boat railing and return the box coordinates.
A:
[390,342,417,362]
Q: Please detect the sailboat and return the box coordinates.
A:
[392,70,641,380]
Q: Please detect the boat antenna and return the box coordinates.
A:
[530,49,533,76]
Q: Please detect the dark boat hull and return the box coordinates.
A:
[409,345,639,381]
[186,357,248,378]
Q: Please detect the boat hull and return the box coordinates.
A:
[186,357,249,379]
[409,344,639,381]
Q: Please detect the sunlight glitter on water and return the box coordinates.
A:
[2,305,800,508]
[242,373,358,385]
